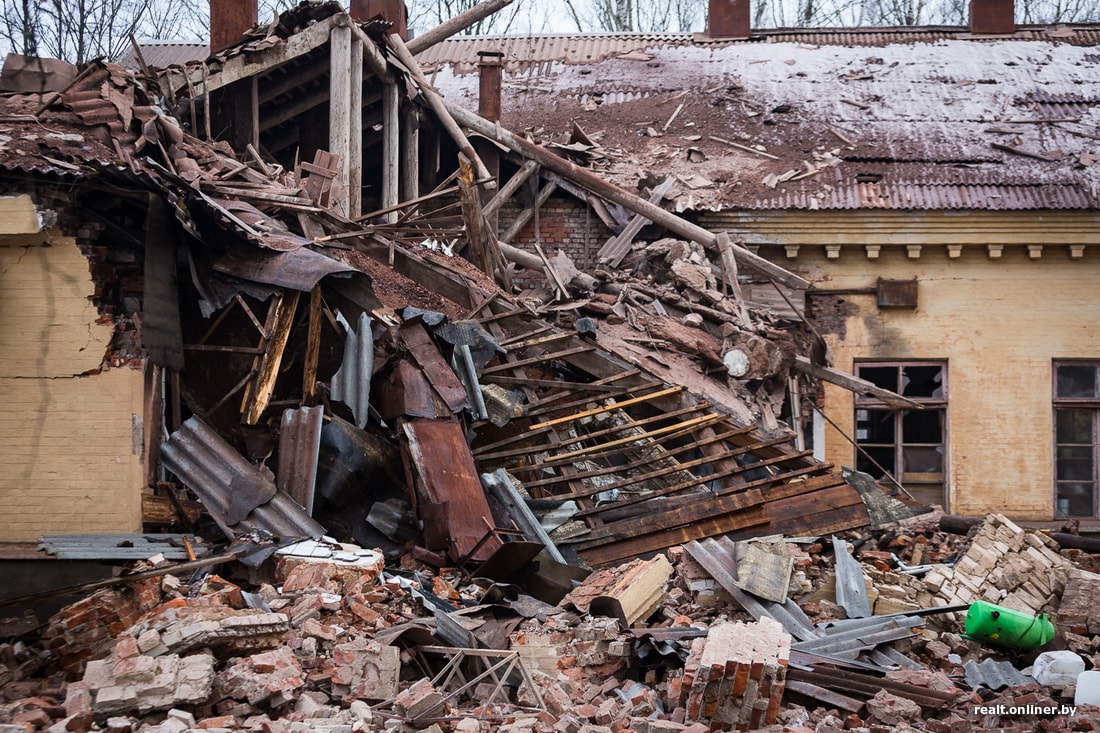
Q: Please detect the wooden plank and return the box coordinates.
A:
[479,375,628,393]
[578,501,771,567]
[519,426,753,491]
[716,230,753,327]
[524,370,647,413]
[483,159,539,219]
[302,286,322,402]
[242,290,301,425]
[597,176,675,267]
[530,386,682,430]
[329,23,352,215]
[401,105,421,202]
[480,345,596,376]
[476,404,712,462]
[389,34,494,186]
[501,180,556,243]
[407,0,516,55]
[447,102,810,290]
[382,81,400,224]
[792,355,922,408]
[349,36,364,219]
[574,451,821,518]
[552,433,798,501]
[548,414,725,464]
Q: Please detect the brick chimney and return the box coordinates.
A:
[351,0,408,39]
[969,0,1015,34]
[210,0,258,54]
[478,50,504,122]
[707,0,750,39]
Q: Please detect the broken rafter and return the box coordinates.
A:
[530,385,683,430]
[407,0,516,55]
[791,355,922,409]
[446,103,809,290]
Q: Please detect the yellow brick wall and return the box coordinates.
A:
[0,228,144,542]
[789,244,1098,520]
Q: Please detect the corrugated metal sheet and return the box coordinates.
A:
[117,42,209,71]
[161,416,325,542]
[37,534,210,560]
[418,25,1100,69]
[418,32,696,71]
[743,181,1096,211]
[331,312,374,428]
[963,658,1033,690]
[277,405,324,515]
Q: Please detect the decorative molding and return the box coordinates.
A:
[825,245,842,259]
[947,244,963,259]
[1069,244,1086,259]
[865,245,881,259]
[1028,244,1043,259]
[987,244,1004,259]
[906,245,922,259]
[784,244,800,259]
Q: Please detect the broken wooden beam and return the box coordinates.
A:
[597,176,675,267]
[446,102,809,290]
[407,0,516,55]
[792,355,923,408]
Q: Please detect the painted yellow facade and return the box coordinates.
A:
[704,209,1100,520]
[0,198,144,542]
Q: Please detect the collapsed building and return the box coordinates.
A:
[0,1,1099,732]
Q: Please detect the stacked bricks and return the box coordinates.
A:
[675,617,790,731]
[45,580,161,676]
[1053,570,1100,636]
[511,616,634,682]
[921,514,1071,619]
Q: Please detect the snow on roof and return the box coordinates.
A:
[425,27,1100,212]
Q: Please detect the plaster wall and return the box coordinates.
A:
[0,208,144,541]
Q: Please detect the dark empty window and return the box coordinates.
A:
[855,362,947,508]
[1054,362,1100,517]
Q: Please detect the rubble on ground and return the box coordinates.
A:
[2,512,1100,732]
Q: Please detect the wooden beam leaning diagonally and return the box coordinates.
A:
[388,34,496,188]
[445,103,810,291]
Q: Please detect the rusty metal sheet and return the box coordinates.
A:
[211,198,313,251]
[376,359,443,421]
[277,405,324,515]
[400,323,469,413]
[212,242,356,291]
[161,416,325,541]
[401,419,501,562]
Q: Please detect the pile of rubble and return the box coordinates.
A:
[2,512,1100,733]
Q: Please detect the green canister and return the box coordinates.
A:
[963,601,1056,650]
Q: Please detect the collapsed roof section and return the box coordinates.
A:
[421,24,1100,214]
[0,2,924,567]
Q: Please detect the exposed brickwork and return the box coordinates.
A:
[44,581,161,677]
[498,196,614,272]
[675,617,790,732]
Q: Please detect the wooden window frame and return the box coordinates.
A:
[1052,360,1100,518]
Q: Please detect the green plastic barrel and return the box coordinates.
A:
[963,601,1056,650]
